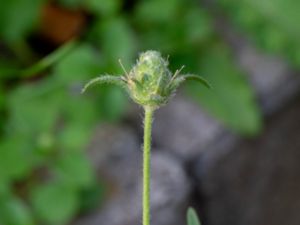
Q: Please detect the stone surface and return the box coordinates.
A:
[86,124,140,186]
[194,96,300,225]
[216,18,300,115]
[73,124,191,225]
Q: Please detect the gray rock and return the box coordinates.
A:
[217,18,300,114]
[234,41,300,115]
[86,124,140,186]
[152,95,231,161]
[194,97,300,225]
[124,94,234,162]
[73,124,190,225]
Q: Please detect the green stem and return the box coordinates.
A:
[143,106,154,225]
[20,40,76,78]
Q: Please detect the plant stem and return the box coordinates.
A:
[143,106,154,225]
[20,40,76,78]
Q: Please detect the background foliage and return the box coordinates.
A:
[0,0,298,224]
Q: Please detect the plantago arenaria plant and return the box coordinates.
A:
[82,50,209,225]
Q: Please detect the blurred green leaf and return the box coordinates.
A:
[57,0,83,8]
[184,8,213,45]
[96,85,128,121]
[8,80,62,134]
[36,132,56,154]
[0,136,36,181]
[31,182,78,225]
[79,181,106,212]
[0,0,43,43]
[288,44,300,67]
[135,0,183,24]
[246,0,300,36]
[137,25,184,53]
[218,0,300,67]
[0,84,5,109]
[58,123,92,152]
[54,152,94,187]
[135,2,213,53]
[54,44,101,83]
[0,195,35,225]
[186,45,262,135]
[0,183,10,196]
[187,207,201,225]
[85,0,122,16]
[61,93,98,126]
[91,17,136,66]
[58,94,98,151]
[0,58,20,78]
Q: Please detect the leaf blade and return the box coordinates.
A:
[185,46,262,135]
[187,207,201,225]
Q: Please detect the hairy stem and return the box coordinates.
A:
[143,106,154,225]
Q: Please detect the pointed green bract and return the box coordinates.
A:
[182,74,211,89]
[167,74,211,96]
[81,75,126,93]
[187,207,201,225]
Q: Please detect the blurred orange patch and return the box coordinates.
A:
[40,3,86,45]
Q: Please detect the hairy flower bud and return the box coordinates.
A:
[82,50,210,110]
[127,51,172,108]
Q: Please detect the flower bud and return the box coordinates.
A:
[82,50,210,110]
[127,51,172,108]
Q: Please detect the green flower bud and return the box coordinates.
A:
[82,50,210,110]
[127,51,172,108]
